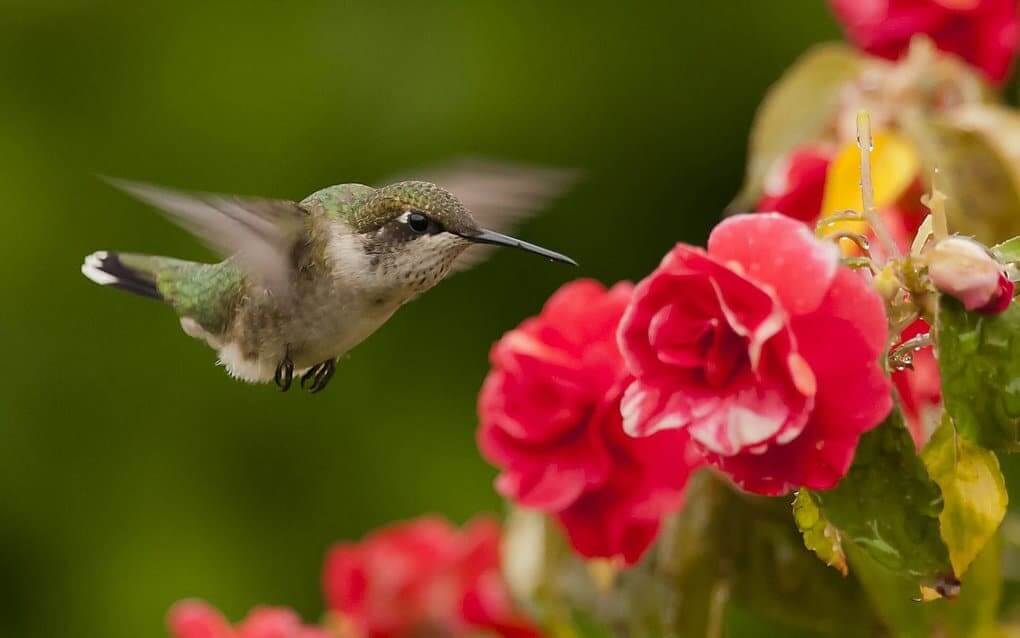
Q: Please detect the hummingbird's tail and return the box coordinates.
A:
[81,251,164,300]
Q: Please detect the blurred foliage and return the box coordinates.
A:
[503,473,882,638]
[730,43,862,212]
[915,115,1020,245]
[845,537,1003,638]
[0,2,844,638]
[657,473,879,637]
[994,236,1020,263]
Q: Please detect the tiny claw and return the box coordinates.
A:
[275,353,294,392]
[303,358,336,394]
[300,364,320,390]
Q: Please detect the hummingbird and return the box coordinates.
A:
[81,160,577,393]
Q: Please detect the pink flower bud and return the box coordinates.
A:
[928,236,1012,313]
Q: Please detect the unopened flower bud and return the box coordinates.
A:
[928,237,1013,314]
[874,265,901,303]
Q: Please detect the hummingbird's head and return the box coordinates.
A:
[345,180,575,293]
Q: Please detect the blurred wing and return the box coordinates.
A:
[104,177,308,293]
[383,157,579,272]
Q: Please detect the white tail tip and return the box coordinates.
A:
[81,251,118,285]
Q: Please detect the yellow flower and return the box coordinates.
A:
[820,131,921,239]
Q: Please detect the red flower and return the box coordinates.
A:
[478,281,631,511]
[477,280,698,563]
[618,213,892,496]
[168,601,330,638]
[756,146,832,224]
[555,391,698,563]
[892,319,942,447]
[830,0,1020,85]
[322,516,538,638]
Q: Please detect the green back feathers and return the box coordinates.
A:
[115,254,246,333]
[158,260,245,333]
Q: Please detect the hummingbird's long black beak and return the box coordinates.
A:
[463,229,578,265]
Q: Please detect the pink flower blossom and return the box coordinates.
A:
[618,213,892,496]
[322,516,538,638]
[168,601,330,638]
[478,280,698,563]
[830,0,1020,85]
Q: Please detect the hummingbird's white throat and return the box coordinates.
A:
[328,230,469,299]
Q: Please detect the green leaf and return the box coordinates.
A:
[725,603,834,638]
[792,490,847,576]
[937,296,1020,451]
[921,419,1008,577]
[843,538,1003,638]
[811,413,951,582]
[940,537,1003,638]
[844,544,933,638]
[729,44,863,211]
[993,236,1020,264]
[907,107,1020,244]
[658,472,879,637]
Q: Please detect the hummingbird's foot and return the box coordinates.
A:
[301,358,336,394]
[274,355,294,392]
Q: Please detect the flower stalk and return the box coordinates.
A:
[856,111,902,264]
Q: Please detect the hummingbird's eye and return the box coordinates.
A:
[407,211,430,233]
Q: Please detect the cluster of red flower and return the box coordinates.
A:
[831,0,1018,85]
[169,517,539,638]
[478,213,892,562]
[479,0,1020,565]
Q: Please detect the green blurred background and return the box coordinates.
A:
[0,2,844,637]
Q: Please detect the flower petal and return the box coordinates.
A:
[168,601,234,638]
[713,307,893,495]
[809,267,889,355]
[620,380,691,438]
[238,608,305,638]
[708,213,839,315]
[557,415,696,564]
[830,0,1020,84]
[757,145,832,224]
